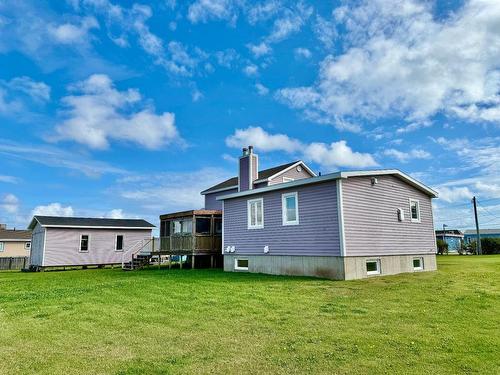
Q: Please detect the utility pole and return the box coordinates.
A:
[472,196,482,255]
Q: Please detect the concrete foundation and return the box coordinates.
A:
[224,254,437,280]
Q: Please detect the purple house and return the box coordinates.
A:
[203,146,438,280]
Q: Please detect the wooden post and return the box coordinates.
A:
[191,254,195,269]
[180,255,183,269]
[210,255,214,269]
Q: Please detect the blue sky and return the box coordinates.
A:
[1,0,499,231]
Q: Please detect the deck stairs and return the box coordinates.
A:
[121,238,158,271]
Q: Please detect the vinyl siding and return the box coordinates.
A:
[43,228,152,266]
[223,180,341,256]
[29,223,45,266]
[204,188,238,210]
[342,175,436,256]
[268,165,314,185]
[0,241,30,257]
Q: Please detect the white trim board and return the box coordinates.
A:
[336,179,346,257]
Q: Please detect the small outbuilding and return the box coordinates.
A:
[28,216,154,270]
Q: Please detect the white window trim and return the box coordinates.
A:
[282,192,299,226]
[409,198,421,223]
[79,234,90,253]
[0,242,4,252]
[25,242,31,250]
[283,177,294,183]
[366,259,381,275]
[413,257,424,271]
[234,258,249,271]
[247,198,264,229]
[115,234,124,252]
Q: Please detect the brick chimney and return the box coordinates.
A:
[238,145,258,192]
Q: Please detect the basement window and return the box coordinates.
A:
[413,257,424,271]
[366,259,380,275]
[235,258,249,271]
[79,234,89,252]
[115,235,124,251]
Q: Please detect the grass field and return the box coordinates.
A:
[0,256,499,374]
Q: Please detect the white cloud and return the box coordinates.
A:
[106,209,124,219]
[47,16,99,44]
[53,74,181,150]
[437,186,474,203]
[0,139,125,178]
[0,77,50,117]
[187,0,238,25]
[277,0,500,131]
[1,194,19,214]
[246,1,281,24]
[396,121,432,134]
[294,47,311,59]
[255,83,269,96]
[226,126,378,169]
[0,175,19,184]
[243,64,259,77]
[2,76,51,102]
[226,126,302,153]
[383,148,431,162]
[312,15,336,49]
[32,203,74,217]
[267,3,312,42]
[215,49,239,68]
[247,42,272,58]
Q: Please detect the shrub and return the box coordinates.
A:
[481,238,500,255]
[436,239,449,255]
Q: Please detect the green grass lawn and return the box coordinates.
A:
[0,256,499,375]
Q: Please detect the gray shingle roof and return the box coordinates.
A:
[0,229,32,241]
[201,161,300,194]
[464,229,500,235]
[29,216,155,229]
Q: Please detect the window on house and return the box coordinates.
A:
[283,177,294,183]
[409,199,421,222]
[80,235,89,252]
[25,242,31,250]
[413,257,424,270]
[0,242,4,252]
[235,258,249,270]
[115,235,124,251]
[366,259,380,275]
[196,218,211,234]
[282,192,299,225]
[247,198,264,229]
[214,218,222,234]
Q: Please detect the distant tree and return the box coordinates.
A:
[481,238,500,255]
[436,239,449,255]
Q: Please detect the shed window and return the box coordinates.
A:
[235,258,249,271]
[0,242,4,252]
[282,192,299,225]
[79,235,89,252]
[366,259,380,275]
[196,218,211,235]
[413,257,424,270]
[247,198,264,229]
[409,199,421,222]
[115,235,124,251]
[25,242,31,250]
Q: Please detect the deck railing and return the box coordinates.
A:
[158,235,221,254]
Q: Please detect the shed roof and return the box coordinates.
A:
[0,229,32,241]
[28,216,155,230]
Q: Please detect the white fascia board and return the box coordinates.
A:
[38,225,155,230]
